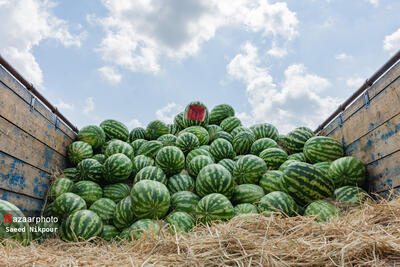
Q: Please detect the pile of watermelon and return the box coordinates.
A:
[1,101,369,244]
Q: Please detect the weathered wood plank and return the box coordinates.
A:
[0,83,73,155]
[0,152,51,199]
[0,116,68,174]
[376,186,400,200]
[0,189,43,217]
[368,150,400,193]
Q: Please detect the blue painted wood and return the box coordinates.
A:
[0,189,43,217]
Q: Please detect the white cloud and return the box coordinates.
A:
[92,0,298,74]
[367,0,379,7]
[155,102,183,124]
[383,28,400,55]
[227,42,340,134]
[55,100,74,111]
[0,0,84,86]
[335,53,352,60]
[83,97,95,116]
[267,43,288,58]
[346,77,364,88]
[98,66,122,84]
[126,119,143,128]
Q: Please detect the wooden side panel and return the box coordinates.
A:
[0,189,43,217]
[367,150,400,192]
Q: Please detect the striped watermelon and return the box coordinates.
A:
[259,147,288,170]
[43,202,63,220]
[130,180,171,219]
[171,191,200,213]
[101,139,114,154]
[334,186,369,205]
[287,152,307,162]
[234,203,259,216]
[207,124,222,142]
[181,126,210,145]
[328,156,366,188]
[257,191,297,217]
[186,148,213,166]
[196,164,235,198]
[76,159,103,182]
[54,192,87,216]
[195,193,234,223]
[220,117,242,133]
[232,184,265,204]
[137,140,163,158]
[212,131,233,143]
[231,126,252,138]
[155,146,185,176]
[167,174,195,194]
[187,155,214,177]
[103,183,131,203]
[120,219,160,241]
[304,200,338,222]
[102,225,119,241]
[278,160,299,172]
[314,161,332,173]
[233,155,267,184]
[278,134,286,150]
[103,153,133,183]
[157,134,177,146]
[304,136,344,163]
[250,123,279,141]
[168,124,179,135]
[68,141,93,166]
[104,140,134,159]
[173,112,185,131]
[61,210,103,241]
[113,196,135,229]
[131,155,154,177]
[234,155,244,162]
[92,154,106,164]
[71,181,103,206]
[48,177,73,201]
[176,132,200,154]
[199,145,210,151]
[129,127,147,142]
[210,138,235,161]
[146,120,169,140]
[259,170,285,194]
[183,101,209,127]
[233,131,255,155]
[130,139,148,157]
[77,125,106,150]
[134,166,167,185]
[282,162,335,206]
[61,168,78,181]
[0,200,32,245]
[209,104,235,125]
[89,198,116,223]
[218,158,235,175]
[284,128,314,153]
[250,138,279,156]
[100,119,129,141]
[165,211,195,233]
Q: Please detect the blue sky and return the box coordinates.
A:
[1,0,399,134]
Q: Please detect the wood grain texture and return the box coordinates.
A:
[367,150,400,193]
[0,189,43,217]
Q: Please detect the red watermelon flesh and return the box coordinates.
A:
[187,104,206,121]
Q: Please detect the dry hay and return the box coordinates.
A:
[2,195,400,267]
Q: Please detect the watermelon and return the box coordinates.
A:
[103,183,131,203]
[278,160,299,172]
[31,221,59,240]
[48,177,73,201]
[287,152,307,162]
[328,156,366,188]
[104,140,134,159]
[282,162,335,206]
[196,164,235,198]
[103,153,133,183]
[0,200,32,245]
[167,174,195,194]
[209,104,235,125]
[187,155,214,177]
[212,131,233,144]
[176,132,200,154]
[257,191,297,217]
[233,131,255,155]
[76,158,103,182]
[234,203,259,216]
[71,181,103,206]
[167,124,179,135]
[68,141,93,166]
[199,145,210,151]
[232,155,267,184]
[120,219,160,241]
[100,119,129,141]
[113,196,135,229]
[297,126,314,135]
[131,155,154,177]
[259,170,285,194]
[207,124,222,142]
[234,155,244,162]
[250,123,279,141]
[173,112,185,131]
[314,161,331,173]
[61,168,78,181]
[61,210,103,241]
[155,146,185,176]
[231,126,252,138]
[77,125,106,150]
[92,154,106,164]
[220,117,241,133]
[259,147,288,170]
[210,138,235,161]
[137,140,163,158]
[183,101,209,127]
[218,158,235,175]
[130,180,171,219]
[165,211,195,233]
[304,200,338,222]
[130,139,148,157]
[232,184,265,204]
[129,127,147,142]
[284,128,314,153]
[171,191,200,213]
[102,225,119,241]
[250,138,279,156]
[304,136,344,163]
[157,134,177,146]
[101,139,114,154]
[54,192,87,216]
[89,198,116,223]
[134,166,167,185]
[146,120,169,140]
[43,202,63,220]
[186,148,213,166]
[181,126,210,145]
[334,186,369,205]
[195,193,234,223]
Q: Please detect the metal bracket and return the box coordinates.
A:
[55,116,59,130]
[338,112,344,127]
[363,90,370,107]
[29,95,36,111]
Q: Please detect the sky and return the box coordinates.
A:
[1,0,399,134]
